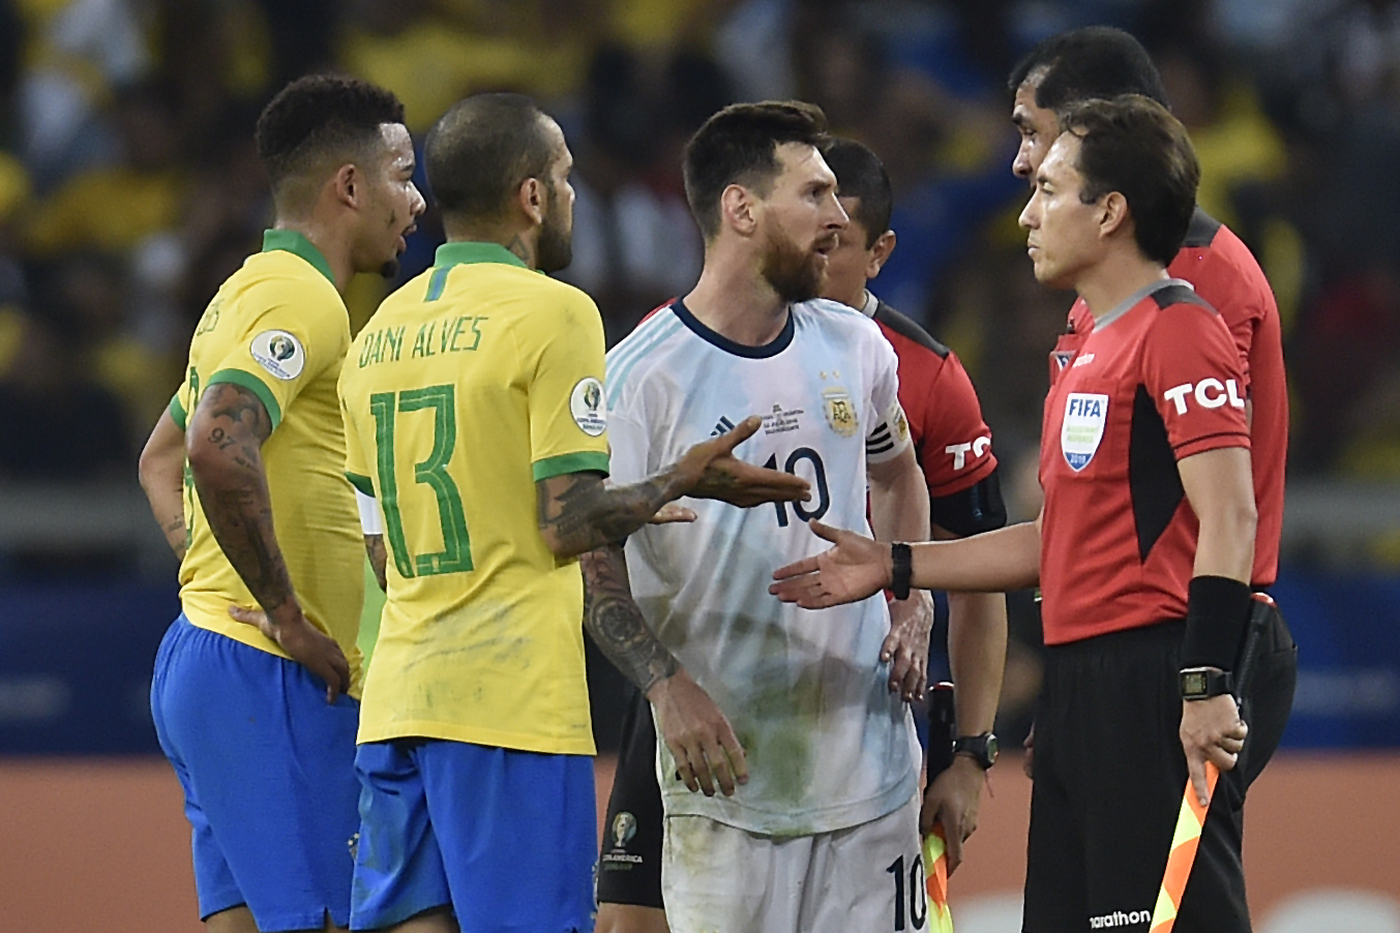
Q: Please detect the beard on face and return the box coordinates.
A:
[536,181,573,274]
[760,225,827,303]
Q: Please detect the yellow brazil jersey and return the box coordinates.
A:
[173,230,365,692]
[340,241,609,755]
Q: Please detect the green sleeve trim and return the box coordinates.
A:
[345,471,375,496]
[169,393,187,431]
[205,368,284,430]
[532,450,610,482]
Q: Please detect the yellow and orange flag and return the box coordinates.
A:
[923,826,956,933]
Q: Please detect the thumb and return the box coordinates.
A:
[227,604,274,638]
[806,519,843,545]
[715,415,762,453]
[227,605,261,625]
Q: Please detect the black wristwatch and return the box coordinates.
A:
[1180,667,1234,701]
[952,732,998,770]
[890,542,912,600]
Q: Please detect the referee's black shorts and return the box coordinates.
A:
[596,686,666,910]
[1023,609,1295,933]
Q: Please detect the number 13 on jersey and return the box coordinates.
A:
[368,384,474,578]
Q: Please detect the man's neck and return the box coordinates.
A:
[273,218,355,295]
[442,220,538,270]
[1075,248,1171,322]
[682,249,791,347]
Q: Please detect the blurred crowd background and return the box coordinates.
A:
[5,0,1400,489]
[0,0,1397,757]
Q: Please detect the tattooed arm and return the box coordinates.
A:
[186,381,350,701]
[582,542,748,797]
[139,408,190,561]
[365,534,388,592]
[535,415,810,559]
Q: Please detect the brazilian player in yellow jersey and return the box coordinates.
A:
[137,76,424,933]
[339,93,810,933]
[344,239,610,754]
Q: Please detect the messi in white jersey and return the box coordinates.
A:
[607,296,921,836]
[590,100,932,933]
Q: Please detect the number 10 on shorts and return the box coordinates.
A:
[887,852,929,930]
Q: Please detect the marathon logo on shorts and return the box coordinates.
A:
[1162,378,1245,416]
[1061,392,1108,472]
[1089,907,1152,928]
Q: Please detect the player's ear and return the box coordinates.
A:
[518,176,546,226]
[721,184,757,236]
[1099,191,1129,239]
[866,229,896,279]
[332,163,359,208]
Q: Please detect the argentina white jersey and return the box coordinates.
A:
[605,298,920,836]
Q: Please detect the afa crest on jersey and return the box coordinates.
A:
[1061,392,1108,471]
[823,387,859,437]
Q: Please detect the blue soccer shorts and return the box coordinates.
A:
[150,614,361,931]
[351,738,597,933]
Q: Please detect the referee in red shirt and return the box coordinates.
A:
[772,95,1292,933]
[1008,26,1288,598]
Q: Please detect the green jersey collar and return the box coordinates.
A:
[433,241,530,270]
[262,229,336,285]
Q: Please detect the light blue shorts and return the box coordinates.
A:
[150,614,360,930]
[351,738,597,932]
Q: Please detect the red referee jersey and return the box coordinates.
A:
[870,298,998,504]
[1051,208,1285,587]
[1039,281,1251,645]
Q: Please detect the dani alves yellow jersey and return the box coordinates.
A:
[172,230,364,690]
[341,242,609,754]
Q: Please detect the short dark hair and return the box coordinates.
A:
[424,93,556,222]
[683,100,830,240]
[822,138,892,249]
[254,74,405,194]
[1061,95,1199,266]
[1008,26,1168,111]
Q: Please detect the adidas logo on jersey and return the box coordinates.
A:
[711,416,736,437]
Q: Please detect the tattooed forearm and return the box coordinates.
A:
[187,382,298,618]
[536,472,672,559]
[202,480,295,613]
[163,518,188,561]
[365,534,388,592]
[581,545,679,694]
[139,407,192,562]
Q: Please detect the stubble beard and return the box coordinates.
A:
[760,227,826,304]
[536,184,573,274]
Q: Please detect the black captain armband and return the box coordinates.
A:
[1181,575,1252,672]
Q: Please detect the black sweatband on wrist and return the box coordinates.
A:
[891,542,912,600]
[1181,575,1252,671]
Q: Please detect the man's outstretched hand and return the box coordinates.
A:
[769,521,893,608]
[675,415,812,508]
